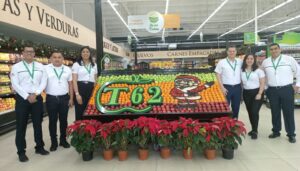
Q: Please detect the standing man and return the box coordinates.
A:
[10,46,49,162]
[262,43,300,143]
[45,51,73,151]
[215,46,243,119]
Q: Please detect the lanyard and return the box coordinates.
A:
[53,66,64,81]
[271,55,282,72]
[226,58,237,72]
[84,64,92,74]
[22,61,35,80]
[245,71,252,81]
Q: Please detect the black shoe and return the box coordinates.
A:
[288,136,296,143]
[18,154,29,162]
[50,145,58,152]
[269,133,281,138]
[35,148,50,155]
[248,131,254,136]
[251,132,258,139]
[59,141,70,148]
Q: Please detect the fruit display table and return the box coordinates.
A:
[83,69,231,122]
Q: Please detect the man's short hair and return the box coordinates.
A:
[50,50,63,58]
[227,45,237,51]
[269,43,280,48]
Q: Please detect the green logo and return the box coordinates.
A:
[149,16,159,23]
[95,75,163,115]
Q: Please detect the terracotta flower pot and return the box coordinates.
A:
[103,149,114,161]
[118,150,128,161]
[204,148,216,160]
[160,147,171,159]
[183,148,193,159]
[82,151,93,161]
[138,149,149,160]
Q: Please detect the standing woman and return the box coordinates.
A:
[72,46,98,120]
[241,54,265,139]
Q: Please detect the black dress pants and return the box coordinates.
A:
[15,94,44,155]
[74,81,94,120]
[46,94,70,145]
[243,88,264,133]
[266,85,295,137]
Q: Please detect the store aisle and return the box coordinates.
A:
[0,105,300,171]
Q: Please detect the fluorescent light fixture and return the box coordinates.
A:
[258,14,300,32]
[161,0,170,41]
[107,0,138,41]
[274,26,300,35]
[187,0,229,40]
[219,0,294,38]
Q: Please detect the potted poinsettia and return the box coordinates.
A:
[132,117,159,160]
[202,122,222,160]
[174,117,202,159]
[213,117,246,159]
[67,120,101,161]
[97,122,115,160]
[156,120,174,159]
[111,119,134,161]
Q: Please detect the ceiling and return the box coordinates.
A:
[40,0,300,46]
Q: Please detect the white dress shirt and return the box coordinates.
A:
[241,68,265,90]
[71,62,97,82]
[10,61,47,100]
[262,54,300,87]
[45,64,72,96]
[215,57,243,85]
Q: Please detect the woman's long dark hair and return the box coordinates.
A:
[76,46,95,66]
[241,54,258,72]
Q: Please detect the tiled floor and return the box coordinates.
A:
[0,104,300,171]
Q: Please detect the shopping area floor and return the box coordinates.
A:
[0,104,300,171]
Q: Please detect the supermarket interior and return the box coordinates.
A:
[0,0,300,170]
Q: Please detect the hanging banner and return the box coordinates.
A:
[146,11,164,33]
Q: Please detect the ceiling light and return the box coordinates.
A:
[161,0,170,41]
[274,26,300,35]
[187,0,228,40]
[107,0,138,41]
[258,14,300,32]
[219,0,294,38]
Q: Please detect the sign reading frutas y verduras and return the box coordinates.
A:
[84,73,230,115]
[0,0,97,48]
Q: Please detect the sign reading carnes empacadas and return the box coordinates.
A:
[136,49,225,59]
[0,0,95,48]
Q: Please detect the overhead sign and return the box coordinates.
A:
[146,11,164,33]
[128,15,148,29]
[0,0,95,47]
[163,14,180,29]
[136,49,225,59]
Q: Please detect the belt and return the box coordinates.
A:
[268,84,292,89]
[46,94,69,98]
[224,84,241,87]
[78,81,94,84]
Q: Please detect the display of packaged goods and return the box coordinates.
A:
[0,64,11,72]
[0,97,15,112]
[63,59,74,66]
[0,75,10,83]
[150,61,176,69]
[0,53,22,63]
[84,72,229,115]
[0,86,12,94]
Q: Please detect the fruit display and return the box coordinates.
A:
[0,53,21,63]
[84,72,229,115]
[150,61,176,69]
[0,86,12,95]
[0,64,10,72]
[0,75,10,83]
[0,98,15,112]
[63,59,74,66]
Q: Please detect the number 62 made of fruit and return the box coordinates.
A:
[95,75,163,115]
